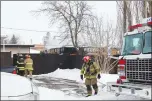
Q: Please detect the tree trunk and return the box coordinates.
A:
[142,1,146,18]
[135,1,140,23]
[149,1,152,17]
[127,1,132,27]
[147,1,152,17]
[123,0,127,33]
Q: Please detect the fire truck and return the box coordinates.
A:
[107,17,152,99]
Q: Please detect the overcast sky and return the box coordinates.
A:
[1,1,117,46]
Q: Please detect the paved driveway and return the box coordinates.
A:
[32,76,148,100]
[33,76,87,97]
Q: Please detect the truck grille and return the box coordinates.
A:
[126,59,152,82]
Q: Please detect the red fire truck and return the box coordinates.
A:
[107,17,152,99]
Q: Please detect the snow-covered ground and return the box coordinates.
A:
[38,86,124,100]
[33,68,149,100]
[1,69,150,100]
[1,72,32,96]
[33,68,119,100]
[1,72,39,100]
[34,68,119,85]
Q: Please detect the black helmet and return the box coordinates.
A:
[18,54,23,58]
[19,54,23,56]
[19,57,24,62]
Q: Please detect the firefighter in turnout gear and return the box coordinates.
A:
[16,54,25,76]
[24,54,33,79]
[80,56,101,97]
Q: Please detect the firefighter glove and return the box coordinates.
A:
[86,67,90,73]
[97,74,101,79]
[80,75,83,80]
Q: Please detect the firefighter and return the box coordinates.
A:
[80,56,101,97]
[24,54,33,79]
[16,54,25,76]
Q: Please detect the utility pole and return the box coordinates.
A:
[3,39,5,52]
[2,35,8,52]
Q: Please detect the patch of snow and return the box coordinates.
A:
[38,86,116,100]
[1,72,32,96]
[35,68,119,85]
[38,86,143,100]
[35,68,149,100]
[38,87,75,100]
[35,68,82,82]
[3,68,147,100]
[99,74,119,85]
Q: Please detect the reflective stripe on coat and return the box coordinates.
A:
[16,61,25,70]
[80,62,100,79]
[24,58,33,70]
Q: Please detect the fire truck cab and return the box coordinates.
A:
[107,17,152,99]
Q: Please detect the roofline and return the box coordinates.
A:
[0,44,35,47]
[47,46,120,50]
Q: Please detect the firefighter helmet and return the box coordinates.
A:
[18,53,23,58]
[25,54,30,58]
[83,56,91,63]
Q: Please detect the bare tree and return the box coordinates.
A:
[9,34,19,44]
[116,1,127,33]
[3,38,9,44]
[142,1,146,18]
[37,1,93,48]
[132,1,147,23]
[83,16,104,47]
[116,1,143,48]
[132,1,140,23]
[126,1,132,27]
[123,0,127,33]
[116,1,127,48]
[83,15,119,73]
[148,1,152,17]
[116,1,124,48]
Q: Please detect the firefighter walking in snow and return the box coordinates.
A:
[80,56,101,97]
[16,54,25,76]
[24,54,33,79]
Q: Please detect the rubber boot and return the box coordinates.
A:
[94,91,98,95]
[29,75,32,80]
[86,94,91,97]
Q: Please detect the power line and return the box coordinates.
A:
[1,27,59,33]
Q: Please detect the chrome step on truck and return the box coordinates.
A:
[107,82,151,99]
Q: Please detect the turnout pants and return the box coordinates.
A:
[24,69,33,78]
[17,70,25,76]
[85,78,98,95]
[16,67,25,76]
